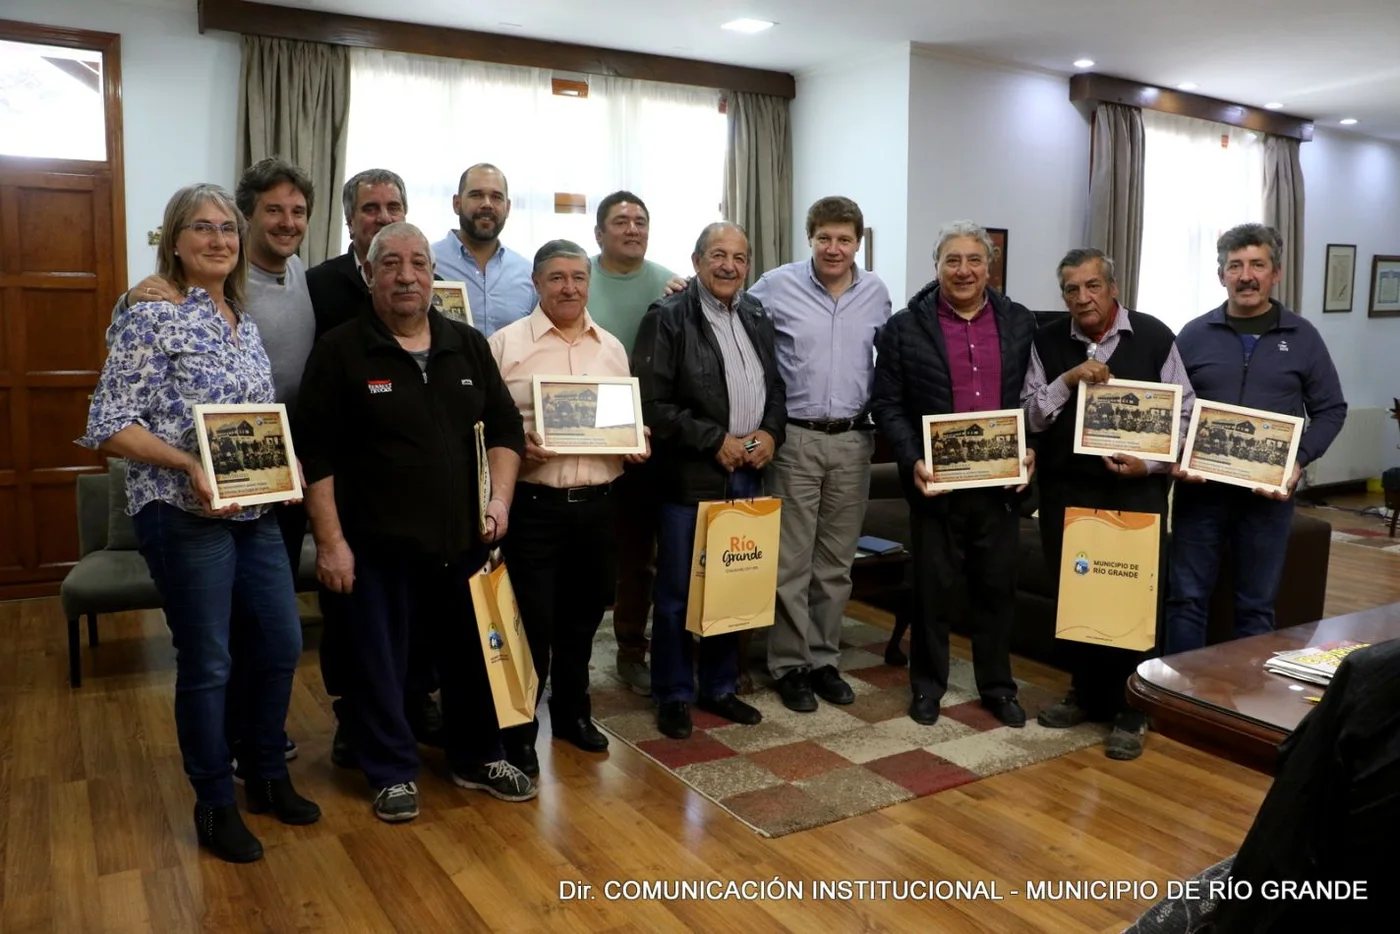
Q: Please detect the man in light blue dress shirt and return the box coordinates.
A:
[430,163,537,337]
[748,197,892,713]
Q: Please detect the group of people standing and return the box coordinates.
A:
[80,151,1345,864]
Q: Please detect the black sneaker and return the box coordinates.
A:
[505,744,540,778]
[982,696,1027,728]
[331,721,356,769]
[775,668,818,713]
[452,760,538,802]
[194,802,263,863]
[373,782,419,823]
[657,701,692,739]
[1037,691,1091,729]
[696,693,762,725]
[1105,711,1148,761]
[811,666,855,705]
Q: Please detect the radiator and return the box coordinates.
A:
[1306,406,1390,486]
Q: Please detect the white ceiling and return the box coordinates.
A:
[261,0,1400,140]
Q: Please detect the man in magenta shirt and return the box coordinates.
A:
[869,220,1037,727]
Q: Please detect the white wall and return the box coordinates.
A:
[1300,127,1400,468]
[905,49,1091,310]
[791,45,911,302]
[4,0,240,287]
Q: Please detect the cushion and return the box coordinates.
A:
[105,458,140,551]
[59,549,162,617]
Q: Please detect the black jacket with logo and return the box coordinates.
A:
[294,308,524,562]
[632,279,786,505]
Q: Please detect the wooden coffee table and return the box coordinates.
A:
[1127,602,1400,772]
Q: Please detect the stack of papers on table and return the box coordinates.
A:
[1264,640,1370,686]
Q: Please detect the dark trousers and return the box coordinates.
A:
[225,500,304,753]
[320,577,438,726]
[133,503,302,806]
[1037,475,1168,721]
[1164,482,1295,655]
[342,551,501,789]
[612,463,658,664]
[650,469,762,704]
[500,483,617,751]
[907,490,1018,703]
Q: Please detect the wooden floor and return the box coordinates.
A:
[3,500,1397,933]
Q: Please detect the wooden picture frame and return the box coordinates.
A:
[531,375,646,455]
[1323,244,1356,313]
[1180,399,1303,496]
[862,227,874,272]
[192,403,302,510]
[986,227,1008,293]
[1367,254,1400,317]
[920,409,1028,493]
[431,281,473,326]
[1073,378,1183,463]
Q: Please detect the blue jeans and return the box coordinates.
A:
[651,469,762,705]
[1164,483,1295,655]
[133,502,303,806]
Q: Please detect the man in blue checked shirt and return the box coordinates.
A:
[748,197,892,713]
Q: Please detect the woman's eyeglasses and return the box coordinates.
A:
[183,222,239,238]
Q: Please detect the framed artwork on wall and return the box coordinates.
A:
[1368,254,1400,317]
[1322,244,1356,313]
[986,227,1008,293]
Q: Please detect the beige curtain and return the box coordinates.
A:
[1087,104,1145,307]
[1264,135,1305,310]
[722,91,792,282]
[237,36,350,266]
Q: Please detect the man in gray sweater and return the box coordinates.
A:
[118,159,318,768]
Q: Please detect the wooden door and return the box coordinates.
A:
[0,21,127,598]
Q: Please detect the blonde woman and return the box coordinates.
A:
[79,183,318,863]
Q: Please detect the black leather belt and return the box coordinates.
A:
[789,416,872,434]
[517,482,612,504]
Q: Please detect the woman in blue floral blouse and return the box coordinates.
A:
[79,183,319,863]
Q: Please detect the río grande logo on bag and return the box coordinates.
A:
[721,534,763,567]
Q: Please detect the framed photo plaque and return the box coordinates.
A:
[920,409,1028,493]
[531,375,646,456]
[430,281,473,326]
[1073,378,1183,463]
[1180,399,1303,495]
[192,403,302,510]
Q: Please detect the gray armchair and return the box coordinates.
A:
[59,466,319,687]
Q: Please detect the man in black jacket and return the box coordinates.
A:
[632,222,786,740]
[870,220,1035,728]
[296,222,530,823]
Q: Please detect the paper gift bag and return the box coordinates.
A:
[468,551,538,727]
[685,497,782,637]
[1055,508,1160,651]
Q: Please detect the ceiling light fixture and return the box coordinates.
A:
[1177,82,1198,91]
[1340,118,1359,125]
[1073,59,1095,69]
[1264,102,1284,110]
[721,18,775,33]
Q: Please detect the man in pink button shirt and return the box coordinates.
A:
[488,240,650,777]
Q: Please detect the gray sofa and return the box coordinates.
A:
[59,468,317,687]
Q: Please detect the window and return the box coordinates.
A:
[0,38,106,160]
[1136,110,1265,333]
[344,49,726,273]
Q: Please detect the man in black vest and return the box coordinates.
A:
[870,220,1036,728]
[1021,248,1196,760]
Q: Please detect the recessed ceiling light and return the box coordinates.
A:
[721,18,775,33]
[1073,59,1095,69]
[1177,82,1198,91]
[1340,118,1359,125]
[1264,102,1284,110]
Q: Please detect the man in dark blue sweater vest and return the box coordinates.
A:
[1165,224,1346,655]
[1022,249,1196,760]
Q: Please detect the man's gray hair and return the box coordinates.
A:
[1216,223,1284,273]
[341,168,408,221]
[532,239,590,277]
[1056,248,1116,289]
[933,220,996,263]
[693,221,748,258]
[366,221,434,269]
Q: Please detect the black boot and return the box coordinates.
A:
[194,803,263,863]
[245,776,322,825]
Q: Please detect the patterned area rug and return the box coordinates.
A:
[587,616,1108,838]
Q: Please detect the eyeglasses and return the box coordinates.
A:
[183,221,239,238]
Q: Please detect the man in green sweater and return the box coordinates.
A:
[588,191,684,693]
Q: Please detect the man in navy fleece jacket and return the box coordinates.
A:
[1165,223,1347,654]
